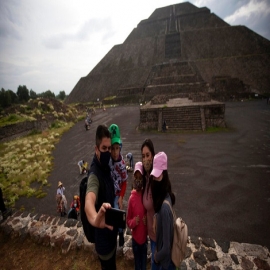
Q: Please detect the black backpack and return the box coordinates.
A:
[80,176,95,243]
[80,172,105,243]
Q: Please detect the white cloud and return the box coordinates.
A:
[225,0,270,25]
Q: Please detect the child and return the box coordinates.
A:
[70,195,80,213]
[127,162,147,270]
[68,195,80,219]
[109,123,128,246]
[150,152,176,270]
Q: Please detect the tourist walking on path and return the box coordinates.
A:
[151,152,176,270]
[85,125,118,270]
[109,123,128,246]
[141,139,157,270]
[127,162,147,270]
[56,181,67,215]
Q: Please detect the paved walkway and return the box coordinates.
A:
[15,100,270,249]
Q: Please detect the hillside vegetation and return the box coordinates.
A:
[0,98,89,209]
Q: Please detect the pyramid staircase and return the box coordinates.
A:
[162,105,202,131]
[143,61,209,100]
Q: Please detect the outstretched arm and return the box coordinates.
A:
[85,192,113,230]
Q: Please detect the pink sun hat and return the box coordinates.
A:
[150,152,167,177]
[134,162,143,176]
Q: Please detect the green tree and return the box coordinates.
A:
[0,88,16,108]
[38,90,55,99]
[7,89,18,104]
[17,85,30,102]
[57,90,66,100]
[30,89,37,99]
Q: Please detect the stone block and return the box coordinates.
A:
[194,251,207,266]
[61,238,71,254]
[205,249,218,261]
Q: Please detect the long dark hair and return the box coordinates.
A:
[152,170,175,213]
[141,139,155,196]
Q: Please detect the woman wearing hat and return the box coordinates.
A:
[151,152,175,270]
[56,181,67,216]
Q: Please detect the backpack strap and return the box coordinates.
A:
[163,200,176,221]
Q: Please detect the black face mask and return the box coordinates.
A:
[99,149,111,167]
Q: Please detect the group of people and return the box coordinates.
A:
[84,124,176,270]
[56,181,81,219]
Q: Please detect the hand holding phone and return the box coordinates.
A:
[105,208,126,229]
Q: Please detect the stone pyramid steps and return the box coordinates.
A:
[162,106,202,130]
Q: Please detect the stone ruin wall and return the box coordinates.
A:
[1,211,270,269]
[0,120,54,143]
[139,103,226,131]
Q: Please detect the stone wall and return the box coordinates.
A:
[139,103,225,131]
[0,120,53,142]
[1,211,270,269]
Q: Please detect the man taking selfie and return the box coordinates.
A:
[85,125,118,270]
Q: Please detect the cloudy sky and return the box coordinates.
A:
[0,0,269,95]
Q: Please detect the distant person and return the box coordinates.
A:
[78,160,88,174]
[127,162,147,270]
[162,120,167,132]
[109,123,128,246]
[85,125,118,270]
[56,181,67,215]
[151,152,175,270]
[68,195,80,219]
[141,139,157,270]
[126,152,134,171]
[0,187,12,220]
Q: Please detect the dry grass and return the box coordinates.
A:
[0,231,138,270]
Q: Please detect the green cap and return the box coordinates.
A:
[109,124,121,145]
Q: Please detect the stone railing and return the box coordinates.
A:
[1,211,270,269]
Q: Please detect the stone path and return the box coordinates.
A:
[15,100,270,250]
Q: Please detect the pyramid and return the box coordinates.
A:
[65,2,270,104]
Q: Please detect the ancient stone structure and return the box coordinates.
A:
[0,120,53,142]
[140,97,225,131]
[66,2,270,105]
[1,212,270,269]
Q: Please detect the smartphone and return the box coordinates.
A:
[105,208,126,229]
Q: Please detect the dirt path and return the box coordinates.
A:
[16,100,270,249]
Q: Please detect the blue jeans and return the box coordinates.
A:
[132,238,147,270]
[150,239,160,270]
[114,196,123,233]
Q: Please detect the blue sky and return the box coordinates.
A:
[0,0,269,95]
